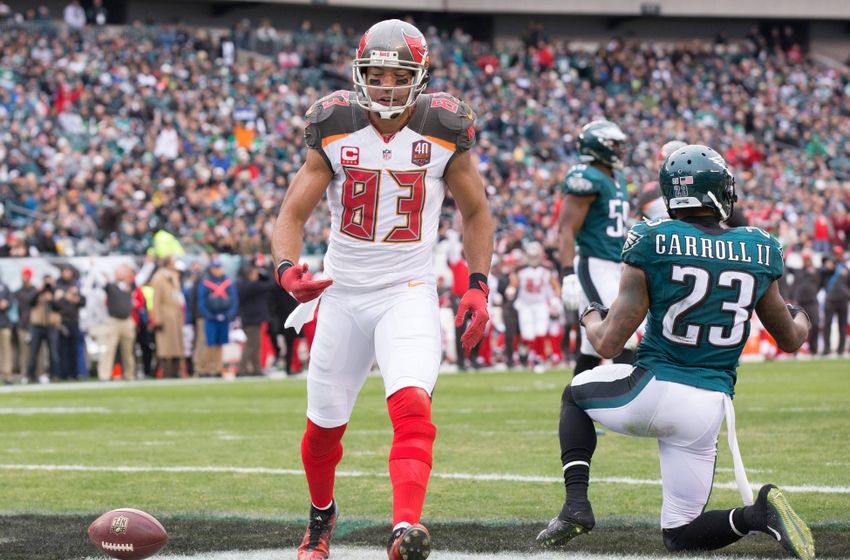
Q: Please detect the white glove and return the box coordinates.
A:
[561,274,581,311]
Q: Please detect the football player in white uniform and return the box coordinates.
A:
[271,19,493,560]
[510,242,559,372]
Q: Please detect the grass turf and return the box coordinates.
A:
[0,360,847,559]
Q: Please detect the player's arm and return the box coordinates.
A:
[446,150,494,351]
[550,271,561,296]
[445,150,493,277]
[558,194,594,272]
[755,280,809,352]
[271,148,334,302]
[271,148,332,264]
[581,264,649,358]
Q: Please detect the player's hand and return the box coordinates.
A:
[455,274,490,353]
[561,270,580,311]
[277,262,333,304]
[580,301,609,327]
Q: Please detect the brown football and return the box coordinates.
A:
[87,508,168,560]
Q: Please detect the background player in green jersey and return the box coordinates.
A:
[558,120,634,376]
[539,145,815,560]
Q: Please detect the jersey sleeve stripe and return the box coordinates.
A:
[322,132,351,147]
[424,135,455,152]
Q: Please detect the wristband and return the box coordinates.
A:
[468,272,489,294]
[786,303,810,325]
[276,259,294,283]
[562,266,575,278]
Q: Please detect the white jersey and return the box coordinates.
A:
[305,90,476,289]
[515,265,554,306]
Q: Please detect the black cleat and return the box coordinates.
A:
[296,501,338,560]
[536,502,595,547]
[752,484,815,560]
[387,523,431,560]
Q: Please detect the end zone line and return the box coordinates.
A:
[0,464,846,495]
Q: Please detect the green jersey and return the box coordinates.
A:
[623,218,784,396]
[562,164,629,262]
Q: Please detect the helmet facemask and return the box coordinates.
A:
[352,58,428,119]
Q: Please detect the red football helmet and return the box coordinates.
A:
[353,19,429,119]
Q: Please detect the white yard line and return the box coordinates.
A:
[0,407,112,414]
[1,463,846,495]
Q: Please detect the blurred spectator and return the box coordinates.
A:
[0,1,12,22]
[184,260,206,376]
[0,277,11,384]
[86,0,108,26]
[197,258,238,376]
[27,274,60,384]
[822,248,849,356]
[134,279,153,378]
[98,265,137,380]
[54,283,85,380]
[150,256,185,378]
[13,268,37,379]
[62,0,85,30]
[236,263,275,376]
[791,252,821,355]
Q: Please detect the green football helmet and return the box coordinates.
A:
[660,144,738,221]
[578,120,628,168]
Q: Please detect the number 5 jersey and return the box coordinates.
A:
[304,90,476,288]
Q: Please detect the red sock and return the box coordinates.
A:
[301,419,347,508]
[387,387,436,525]
[549,332,564,362]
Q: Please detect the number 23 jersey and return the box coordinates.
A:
[623,218,783,396]
[304,90,475,288]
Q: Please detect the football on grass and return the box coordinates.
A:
[87,508,168,560]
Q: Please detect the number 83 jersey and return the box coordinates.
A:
[623,218,784,396]
[304,90,475,288]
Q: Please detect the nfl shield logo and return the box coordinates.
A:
[383,149,392,161]
[411,140,431,166]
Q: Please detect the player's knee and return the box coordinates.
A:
[661,525,688,552]
[388,387,436,464]
[561,384,577,408]
[301,419,347,459]
[388,387,433,424]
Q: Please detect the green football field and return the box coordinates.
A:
[1,360,848,559]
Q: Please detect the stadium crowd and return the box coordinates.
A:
[1,7,849,381]
[1,8,849,261]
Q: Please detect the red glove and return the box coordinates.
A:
[277,261,333,304]
[454,273,490,353]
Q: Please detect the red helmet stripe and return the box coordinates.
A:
[402,32,427,65]
[356,31,369,59]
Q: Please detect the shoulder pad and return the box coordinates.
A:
[622,222,650,256]
[410,93,476,152]
[563,167,597,194]
[304,90,367,150]
[305,90,354,124]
